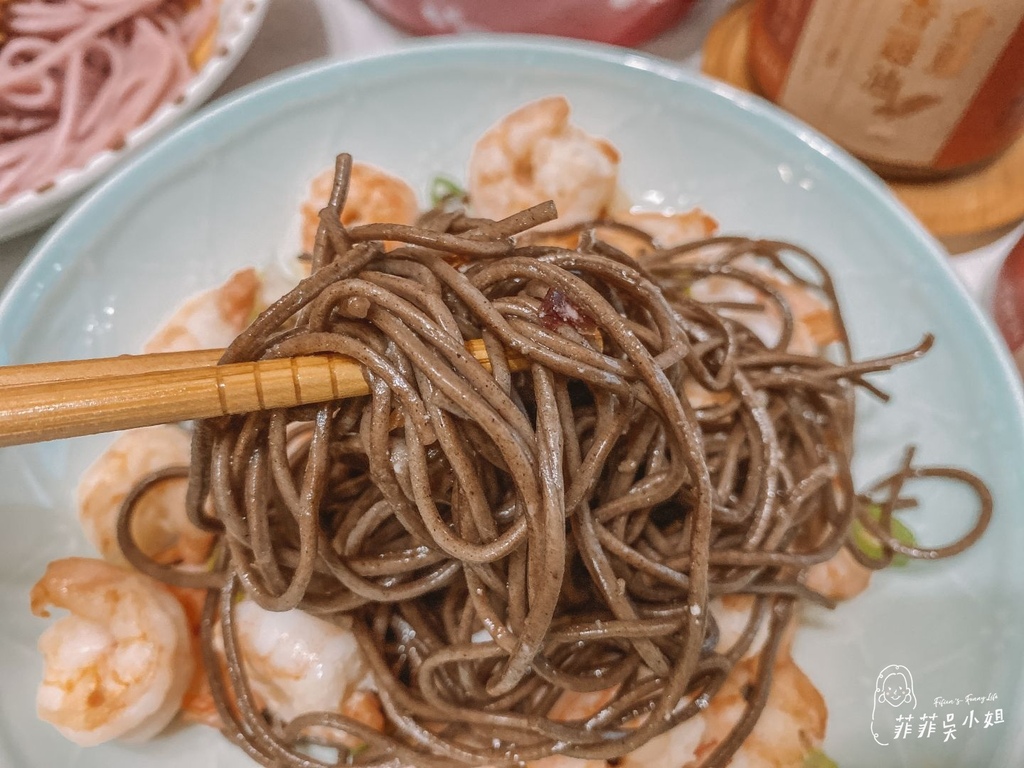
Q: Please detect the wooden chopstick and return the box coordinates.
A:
[0,348,225,387]
[0,339,511,448]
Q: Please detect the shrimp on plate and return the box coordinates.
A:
[690,653,827,768]
[524,206,720,262]
[76,424,210,569]
[748,268,839,357]
[710,595,791,663]
[684,259,867,604]
[597,208,840,414]
[143,266,261,355]
[29,557,195,747]
[513,683,699,768]
[804,546,873,603]
[197,600,384,743]
[299,161,420,255]
[529,682,705,768]
[467,98,834,359]
[516,596,824,768]
[614,208,719,252]
[468,96,620,232]
[154,585,223,729]
[529,757,613,768]
[681,255,839,358]
[692,582,830,765]
[623,598,825,767]
[604,207,838,360]
[177,601,385,739]
[31,556,382,744]
[523,620,825,768]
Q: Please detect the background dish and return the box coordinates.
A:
[0,37,1023,767]
[0,0,270,242]
[362,0,696,45]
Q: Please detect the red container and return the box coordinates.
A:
[993,234,1024,378]
[363,0,697,47]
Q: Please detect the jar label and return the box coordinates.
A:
[774,0,1024,167]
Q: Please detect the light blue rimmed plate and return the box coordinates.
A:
[0,37,1022,768]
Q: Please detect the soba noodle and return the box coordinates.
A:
[117,154,992,767]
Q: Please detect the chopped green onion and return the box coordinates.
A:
[429,175,466,207]
[804,749,839,768]
[851,503,915,566]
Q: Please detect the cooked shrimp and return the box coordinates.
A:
[143,267,261,354]
[547,685,619,723]
[524,687,632,768]
[523,207,719,260]
[687,262,839,357]
[29,557,194,746]
[712,595,778,662]
[229,600,383,741]
[178,654,224,729]
[530,202,835,362]
[529,758,609,768]
[690,654,827,768]
[599,208,719,260]
[804,546,873,602]
[683,378,735,411]
[610,598,815,767]
[525,595,819,768]
[763,270,840,355]
[340,690,387,741]
[300,162,420,254]
[162,585,226,730]
[618,716,706,768]
[468,96,620,232]
[528,652,823,768]
[537,685,705,768]
[76,424,211,569]
[618,208,718,247]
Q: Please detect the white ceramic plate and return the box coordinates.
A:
[1,37,1023,768]
[0,0,269,242]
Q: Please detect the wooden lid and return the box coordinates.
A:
[702,1,1024,247]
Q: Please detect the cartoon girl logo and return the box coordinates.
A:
[871,664,917,745]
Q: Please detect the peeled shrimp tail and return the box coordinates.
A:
[31,557,195,746]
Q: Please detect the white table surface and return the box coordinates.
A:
[1,0,1020,308]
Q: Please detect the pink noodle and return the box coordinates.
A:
[0,0,221,204]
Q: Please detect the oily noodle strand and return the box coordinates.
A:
[118,154,993,767]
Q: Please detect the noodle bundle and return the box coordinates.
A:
[119,155,992,767]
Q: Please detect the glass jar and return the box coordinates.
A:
[748,0,1024,179]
